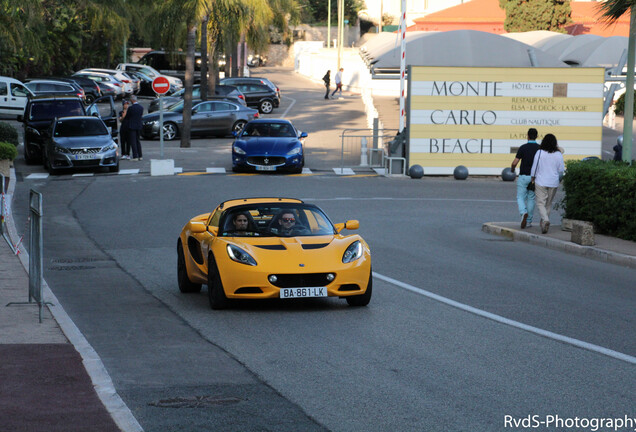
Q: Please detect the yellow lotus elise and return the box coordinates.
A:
[177,198,372,309]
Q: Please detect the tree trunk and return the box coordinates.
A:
[208,37,218,96]
[200,15,209,101]
[180,24,197,149]
[231,34,239,78]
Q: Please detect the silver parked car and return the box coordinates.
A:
[142,99,258,140]
[43,116,119,173]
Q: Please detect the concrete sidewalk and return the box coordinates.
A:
[482,222,636,269]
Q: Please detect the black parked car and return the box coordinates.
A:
[46,76,102,104]
[126,70,155,97]
[218,80,279,114]
[220,77,280,102]
[17,95,117,164]
[148,84,246,112]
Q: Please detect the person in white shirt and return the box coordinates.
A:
[331,68,344,98]
[530,133,565,234]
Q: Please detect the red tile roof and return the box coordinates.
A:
[408,0,630,37]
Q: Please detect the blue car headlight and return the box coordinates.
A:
[342,240,363,263]
[287,146,302,156]
[233,144,246,155]
[227,244,257,266]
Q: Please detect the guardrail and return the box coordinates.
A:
[28,190,44,323]
[339,128,400,174]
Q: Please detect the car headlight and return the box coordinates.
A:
[101,143,118,152]
[287,146,302,156]
[342,240,363,263]
[144,120,158,126]
[53,145,70,154]
[233,145,246,155]
[227,244,257,266]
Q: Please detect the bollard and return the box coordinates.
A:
[360,137,368,166]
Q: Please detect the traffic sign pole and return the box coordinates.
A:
[152,76,170,159]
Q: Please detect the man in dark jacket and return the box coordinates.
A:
[126,95,144,161]
[322,70,330,100]
[511,128,540,229]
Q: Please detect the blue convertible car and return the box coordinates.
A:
[232,119,307,174]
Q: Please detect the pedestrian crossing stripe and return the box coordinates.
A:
[206,167,226,173]
[333,168,355,175]
[25,173,49,179]
[118,169,139,175]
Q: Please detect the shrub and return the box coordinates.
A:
[0,122,19,147]
[560,159,636,241]
[0,141,18,161]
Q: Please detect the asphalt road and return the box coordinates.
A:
[7,68,635,431]
[11,172,635,432]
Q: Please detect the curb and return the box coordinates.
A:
[482,222,636,270]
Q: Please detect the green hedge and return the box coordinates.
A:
[0,122,19,147]
[561,160,636,241]
[0,141,18,161]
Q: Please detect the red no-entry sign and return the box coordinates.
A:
[152,76,170,95]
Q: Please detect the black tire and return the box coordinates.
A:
[232,120,247,134]
[346,271,372,307]
[109,163,120,173]
[177,241,202,293]
[24,144,38,165]
[207,254,229,309]
[259,100,274,114]
[163,122,178,140]
[85,94,95,104]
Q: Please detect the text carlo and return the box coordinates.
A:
[428,81,501,154]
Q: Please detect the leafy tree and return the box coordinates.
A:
[499,0,572,33]
[299,0,363,25]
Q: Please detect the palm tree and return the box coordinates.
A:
[599,0,635,163]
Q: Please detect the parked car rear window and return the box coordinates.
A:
[54,118,108,137]
[29,100,84,121]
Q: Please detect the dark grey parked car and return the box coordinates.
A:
[141,99,258,140]
[148,84,246,112]
[42,116,119,173]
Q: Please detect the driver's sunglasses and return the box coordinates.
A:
[282,217,295,222]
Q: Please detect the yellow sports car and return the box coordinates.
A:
[177,198,372,309]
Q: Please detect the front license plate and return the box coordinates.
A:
[75,154,97,160]
[255,165,276,171]
[280,287,327,299]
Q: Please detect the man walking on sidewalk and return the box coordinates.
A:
[331,68,344,98]
[511,128,539,228]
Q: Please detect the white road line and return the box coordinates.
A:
[73,173,94,177]
[173,167,183,174]
[25,173,49,179]
[118,169,139,175]
[302,167,312,174]
[206,167,226,174]
[279,96,296,119]
[373,272,636,365]
[303,197,515,203]
[333,168,355,175]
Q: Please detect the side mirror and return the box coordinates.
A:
[190,222,206,234]
[300,132,308,138]
[334,220,359,233]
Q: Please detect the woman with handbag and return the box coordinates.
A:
[530,133,565,234]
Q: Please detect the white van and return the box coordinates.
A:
[0,76,33,118]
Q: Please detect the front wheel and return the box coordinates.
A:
[259,100,274,114]
[346,271,372,307]
[207,254,229,309]
[232,120,247,134]
[85,94,95,104]
[177,241,202,293]
[108,163,120,173]
[163,122,178,140]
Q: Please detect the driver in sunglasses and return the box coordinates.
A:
[272,210,311,236]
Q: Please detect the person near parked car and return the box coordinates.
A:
[125,95,144,161]
[511,128,540,229]
[331,68,344,98]
[322,70,331,100]
[530,133,565,234]
[118,100,131,159]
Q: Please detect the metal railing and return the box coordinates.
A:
[339,128,399,174]
[29,190,44,323]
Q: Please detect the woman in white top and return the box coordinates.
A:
[530,133,565,234]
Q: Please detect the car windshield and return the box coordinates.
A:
[242,122,295,138]
[219,203,335,237]
[171,87,200,98]
[54,118,108,137]
[29,100,84,121]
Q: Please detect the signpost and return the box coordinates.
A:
[152,76,170,158]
